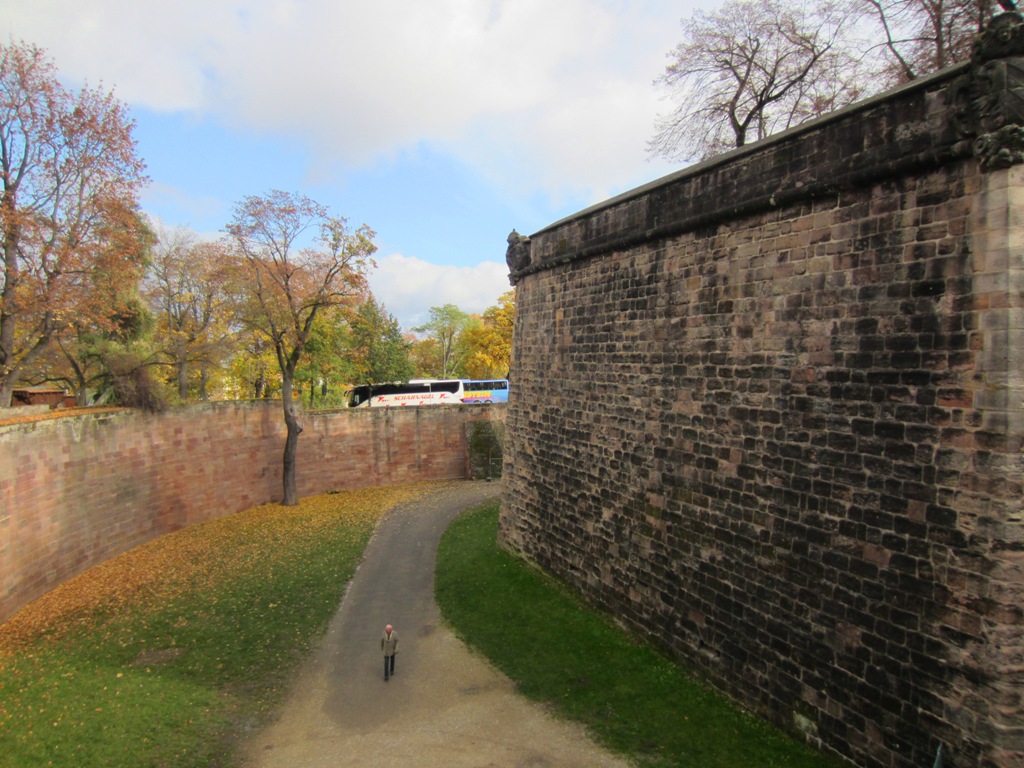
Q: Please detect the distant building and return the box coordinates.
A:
[12,387,72,408]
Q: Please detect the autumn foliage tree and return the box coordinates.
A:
[463,290,514,379]
[227,190,376,506]
[145,227,238,401]
[0,40,149,407]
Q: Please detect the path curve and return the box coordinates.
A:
[239,481,631,768]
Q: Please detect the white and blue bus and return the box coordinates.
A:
[461,379,509,404]
[346,378,509,407]
[346,379,465,407]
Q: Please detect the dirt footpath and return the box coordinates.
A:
[238,481,631,768]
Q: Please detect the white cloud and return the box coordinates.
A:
[368,252,510,330]
[3,0,690,202]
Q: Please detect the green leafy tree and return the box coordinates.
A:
[348,296,413,384]
[294,306,357,408]
[29,295,156,406]
[88,299,157,407]
[412,304,478,378]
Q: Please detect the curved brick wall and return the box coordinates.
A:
[500,57,1022,768]
[0,401,503,622]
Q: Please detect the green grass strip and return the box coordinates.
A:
[435,502,843,768]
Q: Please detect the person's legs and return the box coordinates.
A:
[384,655,389,680]
[389,653,396,676]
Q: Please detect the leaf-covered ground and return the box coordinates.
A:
[0,482,442,768]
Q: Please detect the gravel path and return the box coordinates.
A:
[238,481,631,768]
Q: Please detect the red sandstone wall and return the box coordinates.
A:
[0,401,502,622]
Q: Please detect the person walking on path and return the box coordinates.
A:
[382,624,398,680]
[242,481,631,768]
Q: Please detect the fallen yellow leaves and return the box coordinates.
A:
[0,482,445,661]
[0,406,126,428]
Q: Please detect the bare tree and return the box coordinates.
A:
[227,190,376,506]
[649,0,869,162]
[863,0,1000,83]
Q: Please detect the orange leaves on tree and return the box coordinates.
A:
[0,40,149,407]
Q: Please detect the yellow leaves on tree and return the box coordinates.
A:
[463,290,515,379]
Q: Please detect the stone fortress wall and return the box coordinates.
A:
[0,401,503,623]
[499,16,1024,768]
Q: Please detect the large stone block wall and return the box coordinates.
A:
[499,51,1022,768]
[0,401,503,622]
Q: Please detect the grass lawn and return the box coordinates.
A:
[0,483,434,768]
[435,502,844,768]
[2,485,844,768]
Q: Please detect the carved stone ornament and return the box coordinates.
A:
[505,229,531,284]
[974,123,1024,168]
[951,12,1024,169]
[952,57,1024,137]
[976,11,1024,63]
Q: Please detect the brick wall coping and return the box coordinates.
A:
[0,400,265,438]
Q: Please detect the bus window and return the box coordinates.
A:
[461,379,509,404]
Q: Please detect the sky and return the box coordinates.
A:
[2,0,711,330]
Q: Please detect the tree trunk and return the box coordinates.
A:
[177,359,189,400]
[199,363,209,401]
[280,375,302,506]
[0,378,14,409]
[0,334,51,409]
[0,199,20,409]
